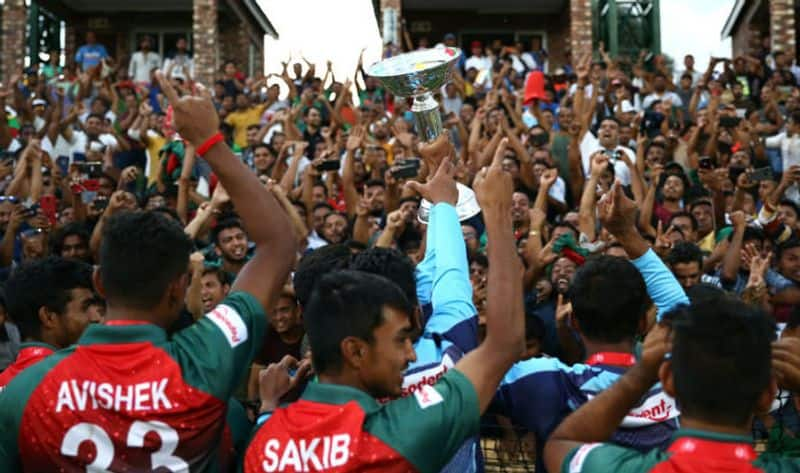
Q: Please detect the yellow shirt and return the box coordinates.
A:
[145,131,167,187]
[224,104,266,149]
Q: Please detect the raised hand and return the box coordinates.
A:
[189,251,206,273]
[346,125,365,152]
[540,168,558,189]
[155,70,218,147]
[258,355,311,412]
[473,138,514,215]
[418,133,455,175]
[598,180,638,237]
[405,158,458,206]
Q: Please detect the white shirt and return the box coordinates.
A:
[163,53,194,79]
[673,69,702,86]
[549,176,567,204]
[49,130,119,160]
[465,55,492,74]
[765,131,800,203]
[642,91,684,110]
[129,51,162,83]
[79,110,117,125]
[579,132,637,186]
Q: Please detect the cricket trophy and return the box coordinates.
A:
[367,47,480,223]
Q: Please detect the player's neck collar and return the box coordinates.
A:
[78,321,166,345]
[302,381,381,414]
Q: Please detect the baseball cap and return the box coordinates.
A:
[32,99,47,107]
[470,40,482,49]
[444,33,456,41]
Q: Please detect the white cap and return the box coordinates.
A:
[621,100,636,114]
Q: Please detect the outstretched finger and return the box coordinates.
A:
[656,220,663,239]
[491,138,509,169]
[155,70,180,105]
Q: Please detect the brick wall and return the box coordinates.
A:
[770,0,796,61]
[193,0,219,86]
[1,0,26,84]
[570,0,592,60]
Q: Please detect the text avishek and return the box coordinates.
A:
[55,378,173,413]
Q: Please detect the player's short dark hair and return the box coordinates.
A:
[728,226,765,244]
[202,266,231,286]
[6,257,93,339]
[777,237,800,259]
[666,241,703,267]
[312,202,333,214]
[293,244,351,307]
[553,221,579,239]
[668,295,774,427]
[668,211,698,232]
[348,248,418,306]
[152,206,181,223]
[469,252,489,268]
[305,270,412,374]
[86,112,105,122]
[685,283,726,304]
[50,223,89,256]
[212,218,245,246]
[365,179,385,189]
[567,255,648,343]
[99,211,192,310]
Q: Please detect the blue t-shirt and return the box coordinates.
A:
[75,44,109,70]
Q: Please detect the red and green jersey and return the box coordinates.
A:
[0,342,54,390]
[0,291,265,472]
[243,369,480,472]
[564,429,800,473]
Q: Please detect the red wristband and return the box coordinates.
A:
[196,132,224,156]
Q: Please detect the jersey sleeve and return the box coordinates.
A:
[369,368,480,472]
[415,234,435,308]
[630,249,689,321]
[426,203,478,352]
[562,442,665,473]
[168,291,267,400]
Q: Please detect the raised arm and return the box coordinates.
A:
[453,139,525,411]
[406,144,477,351]
[157,71,296,313]
[601,180,689,319]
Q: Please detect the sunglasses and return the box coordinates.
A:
[0,196,19,204]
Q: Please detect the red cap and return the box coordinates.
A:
[470,40,482,49]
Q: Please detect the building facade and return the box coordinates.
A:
[0,0,277,86]
[379,0,659,73]
[722,0,798,61]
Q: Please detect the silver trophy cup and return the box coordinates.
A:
[367,47,480,223]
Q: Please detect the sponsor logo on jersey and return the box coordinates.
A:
[206,304,248,348]
[586,391,679,427]
[401,353,455,398]
[569,443,602,473]
[261,434,350,471]
[414,384,444,409]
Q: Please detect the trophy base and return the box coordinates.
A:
[417,182,481,224]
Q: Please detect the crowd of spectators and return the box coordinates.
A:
[1,25,800,471]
